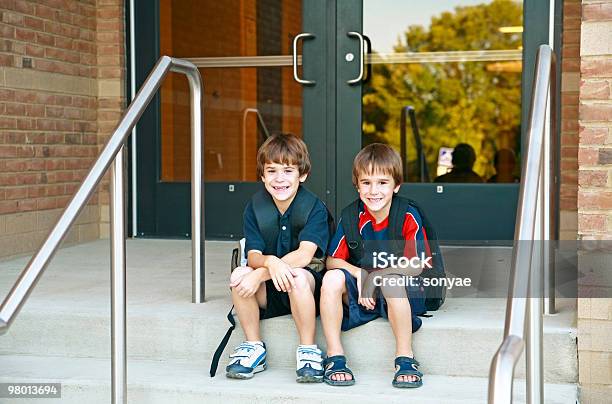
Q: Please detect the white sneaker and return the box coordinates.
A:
[296,345,324,383]
[226,341,267,379]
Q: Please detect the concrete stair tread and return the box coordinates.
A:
[0,240,578,382]
[0,355,577,404]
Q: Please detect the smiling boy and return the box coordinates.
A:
[321,143,428,388]
[226,134,330,383]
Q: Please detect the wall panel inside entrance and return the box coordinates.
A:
[158,0,303,182]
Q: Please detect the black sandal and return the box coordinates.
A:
[323,355,356,386]
[392,356,423,388]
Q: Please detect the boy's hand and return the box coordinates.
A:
[356,270,376,310]
[230,270,263,298]
[266,256,297,292]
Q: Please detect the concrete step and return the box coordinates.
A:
[0,240,577,383]
[0,355,577,404]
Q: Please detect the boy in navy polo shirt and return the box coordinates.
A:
[226,134,330,383]
[321,143,428,388]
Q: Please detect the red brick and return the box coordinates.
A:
[580,148,600,166]
[580,80,610,99]
[34,4,56,20]
[582,59,612,78]
[583,3,612,22]
[579,191,612,209]
[35,32,54,46]
[14,1,34,14]
[579,214,606,232]
[5,102,25,115]
[23,16,44,30]
[15,27,35,41]
[579,170,607,187]
[5,187,28,200]
[25,44,44,57]
[25,104,45,117]
[580,103,612,121]
[14,90,36,103]
[0,23,15,38]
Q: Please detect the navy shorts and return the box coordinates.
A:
[260,267,324,320]
[338,268,424,332]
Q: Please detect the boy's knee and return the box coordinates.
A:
[291,268,312,291]
[380,274,408,299]
[229,266,253,287]
[321,270,346,294]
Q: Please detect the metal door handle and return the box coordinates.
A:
[346,31,365,84]
[292,33,316,85]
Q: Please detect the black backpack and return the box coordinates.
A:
[209,186,334,377]
[340,195,446,312]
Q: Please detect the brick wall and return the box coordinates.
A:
[577,0,612,401]
[0,0,125,258]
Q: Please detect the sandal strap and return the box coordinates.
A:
[323,355,354,377]
[394,356,423,378]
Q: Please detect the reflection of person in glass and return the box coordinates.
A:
[488,149,520,183]
[434,143,484,183]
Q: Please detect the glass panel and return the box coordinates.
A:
[363,0,523,183]
[159,0,302,182]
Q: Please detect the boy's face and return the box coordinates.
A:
[261,162,307,203]
[356,170,400,216]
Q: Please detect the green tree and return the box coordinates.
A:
[363,0,523,181]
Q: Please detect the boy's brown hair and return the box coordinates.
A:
[256,133,311,178]
[352,143,403,186]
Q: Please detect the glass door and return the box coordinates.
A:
[134,0,331,238]
[336,0,545,241]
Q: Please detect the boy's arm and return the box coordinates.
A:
[326,256,361,277]
[281,240,318,268]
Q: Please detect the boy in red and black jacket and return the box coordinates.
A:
[321,143,429,388]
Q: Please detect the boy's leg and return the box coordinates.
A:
[320,270,352,382]
[287,268,316,344]
[381,274,417,383]
[230,266,267,341]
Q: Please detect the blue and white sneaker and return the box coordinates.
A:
[296,345,324,383]
[226,341,267,379]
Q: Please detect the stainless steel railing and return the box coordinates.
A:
[488,44,557,404]
[0,56,204,404]
[241,108,271,181]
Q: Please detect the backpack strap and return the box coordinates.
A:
[388,195,412,255]
[252,186,319,254]
[340,199,362,266]
[289,187,318,249]
[251,188,279,254]
[209,305,235,377]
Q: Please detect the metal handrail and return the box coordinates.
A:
[488,44,556,404]
[241,108,271,181]
[400,106,430,182]
[0,56,204,404]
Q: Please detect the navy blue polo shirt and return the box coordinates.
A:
[243,196,330,259]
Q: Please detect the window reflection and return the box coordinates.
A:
[363,0,523,183]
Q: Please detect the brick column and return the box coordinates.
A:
[96,0,126,238]
[577,1,612,402]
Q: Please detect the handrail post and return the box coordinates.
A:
[544,52,557,315]
[527,151,545,404]
[110,147,127,404]
[170,58,205,303]
[488,44,552,404]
